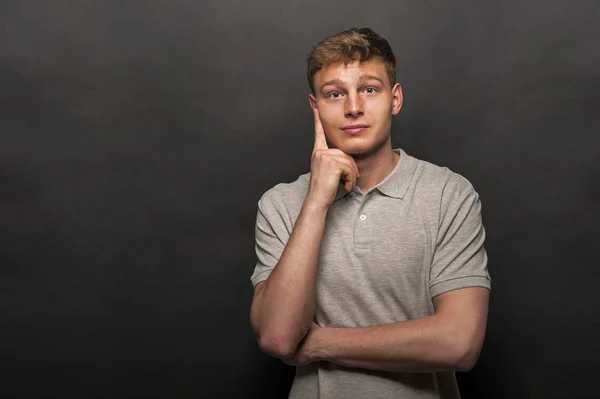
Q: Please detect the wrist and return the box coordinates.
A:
[308,327,330,363]
[302,195,330,215]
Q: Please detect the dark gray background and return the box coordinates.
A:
[1,1,598,398]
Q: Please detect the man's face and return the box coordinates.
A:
[309,58,402,157]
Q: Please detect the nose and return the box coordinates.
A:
[345,93,364,118]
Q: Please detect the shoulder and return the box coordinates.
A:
[404,153,482,235]
[257,172,310,218]
[410,154,478,201]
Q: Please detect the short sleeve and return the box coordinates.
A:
[429,177,491,298]
[250,193,290,287]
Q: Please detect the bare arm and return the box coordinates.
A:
[250,198,327,358]
[292,287,489,372]
[250,108,358,358]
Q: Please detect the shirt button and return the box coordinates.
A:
[350,192,356,198]
[359,214,366,221]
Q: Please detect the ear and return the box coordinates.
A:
[391,83,403,115]
[309,93,317,110]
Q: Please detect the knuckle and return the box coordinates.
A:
[319,150,333,160]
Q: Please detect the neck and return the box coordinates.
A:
[354,143,400,194]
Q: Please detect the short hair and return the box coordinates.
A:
[306,27,397,93]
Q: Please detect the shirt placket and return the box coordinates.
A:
[350,192,371,252]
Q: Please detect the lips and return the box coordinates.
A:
[341,124,369,135]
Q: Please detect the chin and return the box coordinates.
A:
[335,137,386,157]
[336,143,373,158]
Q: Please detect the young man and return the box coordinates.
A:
[249,27,491,399]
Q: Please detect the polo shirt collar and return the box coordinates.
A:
[334,148,417,201]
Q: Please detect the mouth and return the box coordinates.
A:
[341,124,369,135]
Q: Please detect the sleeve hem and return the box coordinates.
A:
[430,275,491,298]
[250,268,272,287]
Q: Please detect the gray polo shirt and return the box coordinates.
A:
[251,147,491,399]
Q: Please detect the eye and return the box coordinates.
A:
[328,92,342,99]
[364,87,378,94]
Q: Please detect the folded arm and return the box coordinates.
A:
[293,286,489,373]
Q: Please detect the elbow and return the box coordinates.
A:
[251,318,301,359]
[257,333,299,359]
[249,308,305,358]
[453,341,481,372]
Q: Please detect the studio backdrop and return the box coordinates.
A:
[1,1,598,398]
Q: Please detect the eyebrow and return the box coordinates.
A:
[320,74,386,91]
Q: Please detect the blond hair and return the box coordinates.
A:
[306,28,396,93]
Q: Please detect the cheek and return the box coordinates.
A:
[365,98,391,118]
[317,105,339,128]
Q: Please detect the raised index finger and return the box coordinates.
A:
[312,108,328,154]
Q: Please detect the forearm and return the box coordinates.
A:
[313,315,475,373]
[251,198,328,356]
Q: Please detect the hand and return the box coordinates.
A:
[306,108,359,210]
[281,321,323,367]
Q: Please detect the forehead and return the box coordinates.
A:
[314,58,388,85]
